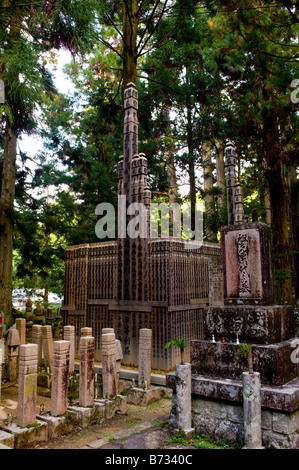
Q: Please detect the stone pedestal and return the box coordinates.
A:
[37,410,79,438]
[166,373,299,448]
[127,386,165,407]
[50,341,70,417]
[191,339,298,386]
[0,421,48,449]
[64,325,75,373]
[79,336,95,407]
[17,344,38,428]
[175,363,195,438]
[243,372,264,449]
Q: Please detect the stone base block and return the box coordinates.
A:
[191,339,299,385]
[127,386,165,406]
[0,443,13,449]
[243,445,265,449]
[0,430,14,448]
[0,420,48,449]
[67,403,105,427]
[174,428,195,440]
[37,411,79,438]
[205,305,295,344]
[166,374,299,412]
[94,395,127,419]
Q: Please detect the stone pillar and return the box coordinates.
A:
[79,336,95,407]
[0,348,2,402]
[17,344,38,428]
[50,341,70,417]
[63,325,75,373]
[115,339,123,393]
[7,328,20,382]
[175,363,194,438]
[101,332,117,399]
[16,318,26,345]
[42,325,53,371]
[81,327,92,337]
[138,329,152,389]
[242,372,264,449]
[25,298,34,342]
[32,325,43,366]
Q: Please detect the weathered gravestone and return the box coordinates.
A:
[17,344,38,427]
[79,336,94,407]
[50,341,70,417]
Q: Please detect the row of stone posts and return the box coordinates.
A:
[9,325,127,429]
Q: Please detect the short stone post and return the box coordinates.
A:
[175,363,195,439]
[115,340,123,393]
[16,318,26,345]
[32,325,43,366]
[63,325,75,373]
[242,372,264,449]
[50,341,70,417]
[7,328,21,382]
[79,336,95,407]
[101,332,117,399]
[81,327,92,337]
[138,329,152,389]
[17,344,38,427]
[42,325,53,371]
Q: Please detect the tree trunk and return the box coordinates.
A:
[214,140,226,209]
[122,0,139,88]
[262,122,293,305]
[0,121,17,326]
[186,87,196,232]
[290,174,299,301]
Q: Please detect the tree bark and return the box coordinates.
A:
[289,172,299,301]
[122,0,139,88]
[186,86,196,232]
[0,121,17,326]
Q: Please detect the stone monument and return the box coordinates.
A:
[167,142,299,449]
[62,83,223,371]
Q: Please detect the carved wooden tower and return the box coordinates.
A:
[63,84,223,370]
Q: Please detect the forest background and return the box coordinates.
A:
[0,0,298,326]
